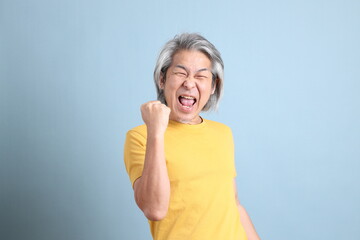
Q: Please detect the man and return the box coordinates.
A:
[124,33,260,240]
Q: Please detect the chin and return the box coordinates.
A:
[169,100,202,124]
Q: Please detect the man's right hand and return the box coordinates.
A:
[135,101,171,221]
[141,101,171,136]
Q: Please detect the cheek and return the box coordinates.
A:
[200,83,214,96]
[165,79,182,92]
[163,82,180,100]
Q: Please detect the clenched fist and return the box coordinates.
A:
[141,101,171,136]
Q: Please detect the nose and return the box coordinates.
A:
[183,77,196,89]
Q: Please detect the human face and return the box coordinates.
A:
[160,50,215,124]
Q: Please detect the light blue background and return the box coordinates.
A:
[1,0,359,239]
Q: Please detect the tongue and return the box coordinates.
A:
[179,97,195,106]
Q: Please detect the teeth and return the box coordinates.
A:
[180,96,195,99]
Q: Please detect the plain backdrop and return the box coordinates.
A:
[1,0,359,239]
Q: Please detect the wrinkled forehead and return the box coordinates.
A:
[170,50,212,72]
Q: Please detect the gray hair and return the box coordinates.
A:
[154,33,224,111]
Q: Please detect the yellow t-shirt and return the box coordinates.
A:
[124,119,248,240]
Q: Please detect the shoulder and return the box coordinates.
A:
[204,119,232,132]
[126,124,147,140]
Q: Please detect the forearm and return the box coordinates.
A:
[237,203,260,240]
[134,133,170,221]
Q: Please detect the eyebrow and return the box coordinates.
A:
[175,65,211,73]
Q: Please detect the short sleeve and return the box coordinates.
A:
[124,130,146,188]
[228,127,237,178]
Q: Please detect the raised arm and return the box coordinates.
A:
[234,179,261,240]
[133,101,171,221]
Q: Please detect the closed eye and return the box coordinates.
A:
[175,72,187,77]
[195,75,208,80]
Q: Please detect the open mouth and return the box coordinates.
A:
[178,95,197,109]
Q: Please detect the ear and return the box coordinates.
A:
[211,86,216,95]
[159,73,165,89]
[211,79,216,94]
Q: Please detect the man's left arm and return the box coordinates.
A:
[234,179,261,240]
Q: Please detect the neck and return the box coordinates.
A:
[170,115,203,125]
